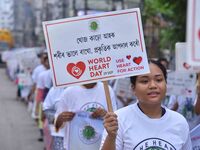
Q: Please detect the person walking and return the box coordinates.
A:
[100,60,192,150]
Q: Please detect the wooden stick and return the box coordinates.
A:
[197,73,200,94]
[103,81,113,112]
[198,73,200,86]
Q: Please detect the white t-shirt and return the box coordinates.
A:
[55,82,117,149]
[43,87,65,111]
[36,69,49,89]
[32,64,46,84]
[100,103,192,150]
[44,70,52,89]
[43,87,65,137]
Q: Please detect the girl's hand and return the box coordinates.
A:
[59,111,75,122]
[91,108,107,118]
[55,112,75,132]
[103,112,118,139]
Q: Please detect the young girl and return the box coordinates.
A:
[100,60,192,150]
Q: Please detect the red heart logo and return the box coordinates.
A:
[66,61,86,79]
[126,55,131,60]
[183,62,191,69]
[133,56,142,65]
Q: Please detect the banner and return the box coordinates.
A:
[186,0,200,66]
[15,47,41,72]
[190,124,200,149]
[175,42,200,72]
[167,71,196,97]
[43,8,149,87]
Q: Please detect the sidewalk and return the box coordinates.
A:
[0,69,44,150]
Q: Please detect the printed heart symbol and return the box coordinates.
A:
[66,61,86,79]
[183,62,191,70]
[126,55,131,60]
[133,56,142,65]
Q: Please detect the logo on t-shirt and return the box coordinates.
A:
[80,102,105,112]
[133,138,176,150]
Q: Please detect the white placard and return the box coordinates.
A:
[18,73,33,86]
[175,42,200,72]
[69,111,103,150]
[113,78,134,99]
[187,0,200,66]
[15,48,41,72]
[190,124,200,149]
[43,8,149,87]
[167,71,196,97]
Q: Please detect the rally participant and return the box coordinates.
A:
[43,87,65,150]
[29,52,47,119]
[35,54,50,142]
[167,94,200,130]
[100,60,192,150]
[55,81,117,149]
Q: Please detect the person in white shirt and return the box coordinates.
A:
[55,82,117,149]
[100,60,192,150]
[29,52,47,120]
[43,87,65,150]
[35,54,50,142]
[167,94,200,130]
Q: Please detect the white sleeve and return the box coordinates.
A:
[43,87,53,111]
[36,73,44,89]
[167,95,177,109]
[31,68,37,83]
[44,71,52,88]
[182,133,192,150]
[54,91,68,118]
[54,91,64,111]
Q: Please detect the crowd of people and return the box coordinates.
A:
[2,48,200,150]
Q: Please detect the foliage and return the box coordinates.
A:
[143,0,187,50]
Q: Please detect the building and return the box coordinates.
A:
[3,0,144,47]
[0,0,14,30]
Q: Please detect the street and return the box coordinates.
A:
[0,68,44,150]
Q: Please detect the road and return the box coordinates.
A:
[0,68,44,150]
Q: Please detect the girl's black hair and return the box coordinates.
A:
[130,59,167,86]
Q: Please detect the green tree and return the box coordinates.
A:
[143,0,187,51]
